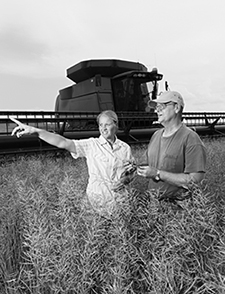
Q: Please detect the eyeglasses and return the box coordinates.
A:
[156,102,175,112]
[99,122,114,128]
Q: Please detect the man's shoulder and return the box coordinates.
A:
[152,128,164,137]
[180,124,196,135]
[181,124,205,146]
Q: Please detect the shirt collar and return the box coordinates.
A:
[99,135,120,146]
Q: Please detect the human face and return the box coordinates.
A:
[156,102,176,125]
[98,115,117,142]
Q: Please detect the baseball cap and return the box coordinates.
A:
[151,91,185,108]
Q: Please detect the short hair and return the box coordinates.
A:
[178,105,184,117]
[97,110,118,125]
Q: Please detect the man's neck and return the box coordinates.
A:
[163,121,182,137]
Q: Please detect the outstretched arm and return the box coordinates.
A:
[10,117,76,153]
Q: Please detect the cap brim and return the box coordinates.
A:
[150,97,170,105]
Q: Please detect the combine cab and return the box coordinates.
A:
[55,59,163,113]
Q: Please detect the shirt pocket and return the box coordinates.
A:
[161,154,178,172]
[93,153,109,164]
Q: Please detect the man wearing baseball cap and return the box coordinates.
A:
[137,91,207,201]
[152,90,185,107]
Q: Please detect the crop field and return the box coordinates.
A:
[0,138,225,293]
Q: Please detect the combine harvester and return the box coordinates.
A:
[1,59,225,155]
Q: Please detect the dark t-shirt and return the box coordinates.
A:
[143,124,207,195]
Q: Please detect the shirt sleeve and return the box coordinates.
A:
[184,133,207,173]
[70,138,93,159]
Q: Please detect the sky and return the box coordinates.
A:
[0,0,225,112]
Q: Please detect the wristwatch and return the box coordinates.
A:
[154,169,161,182]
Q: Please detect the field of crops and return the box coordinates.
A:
[0,138,225,293]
